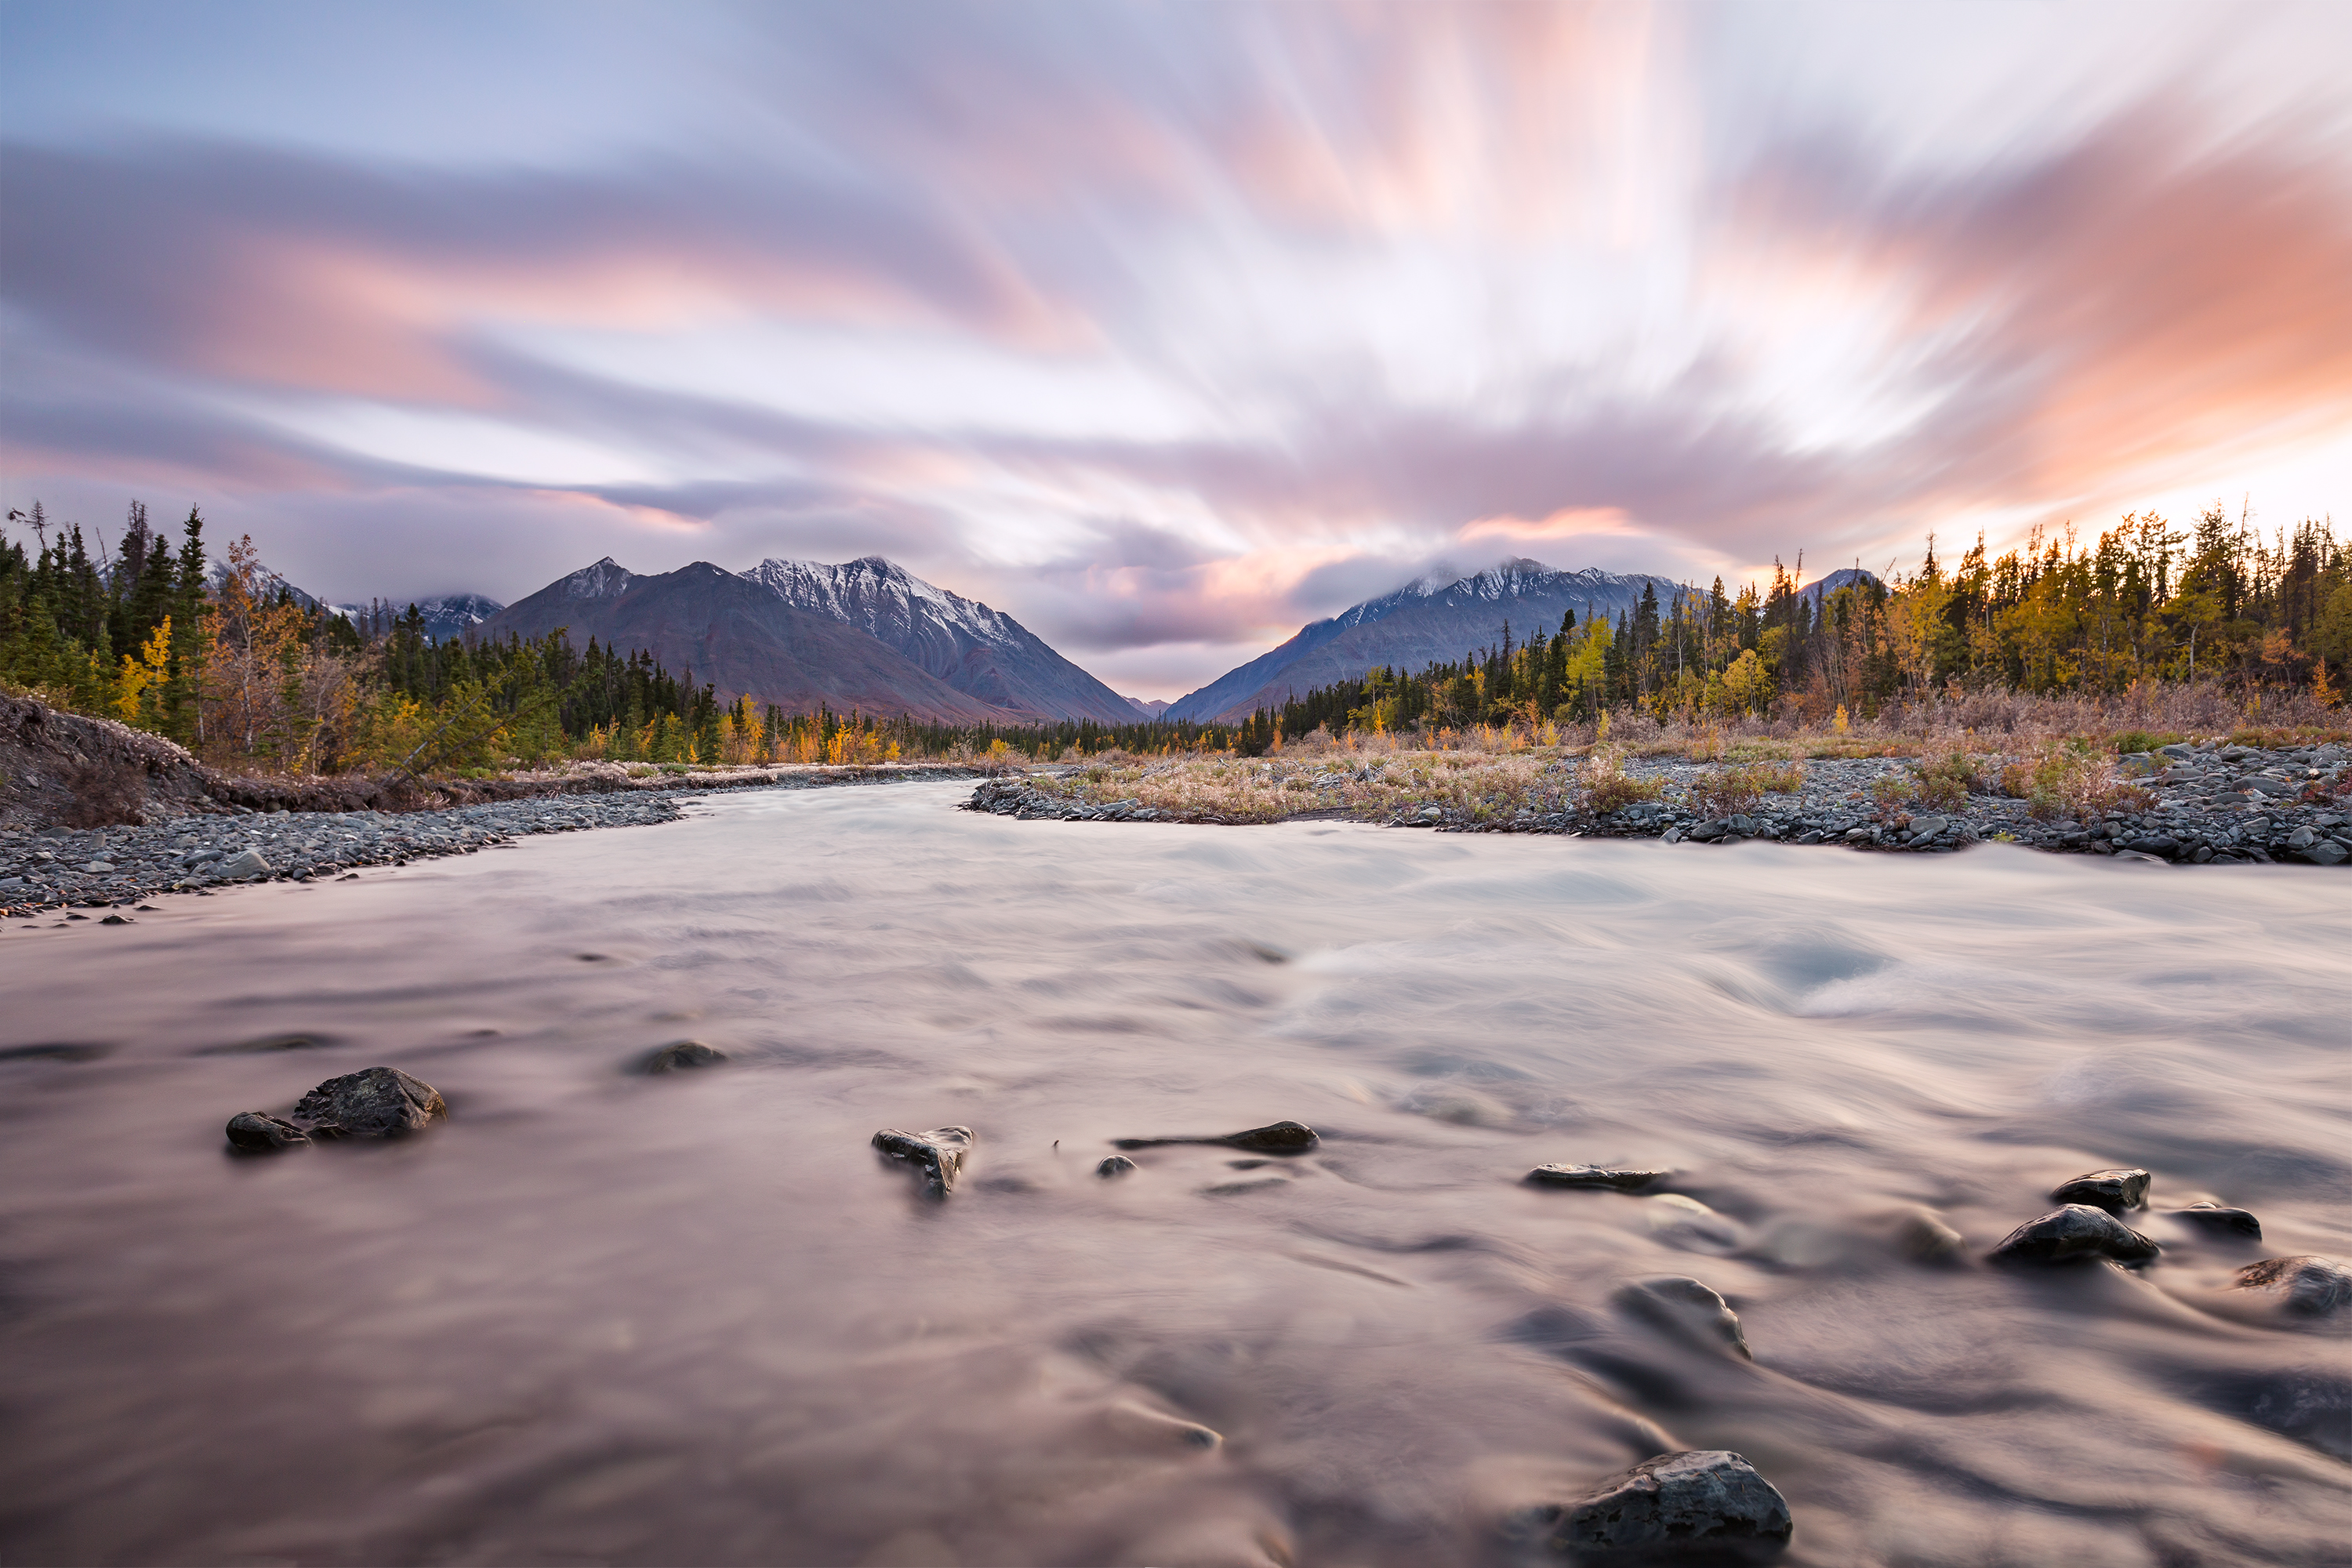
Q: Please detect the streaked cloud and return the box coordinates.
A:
[3,0,2347,696]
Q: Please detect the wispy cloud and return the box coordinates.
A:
[3,2,2347,695]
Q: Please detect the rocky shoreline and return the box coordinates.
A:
[966,737,2351,866]
[0,764,982,917]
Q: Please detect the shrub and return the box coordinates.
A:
[1752,760,1806,793]
[2002,744,2154,820]
[1910,746,1980,812]
[2108,730,2185,755]
[1581,749,1664,813]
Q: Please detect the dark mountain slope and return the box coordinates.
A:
[480,560,1009,720]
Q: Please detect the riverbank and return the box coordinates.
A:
[0,762,981,916]
[967,736,2352,866]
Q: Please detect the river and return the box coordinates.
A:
[2,782,2347,1566]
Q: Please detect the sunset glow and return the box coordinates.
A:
[4,0,2347,694]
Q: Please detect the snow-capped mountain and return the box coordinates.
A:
[745,556,1137,726]
[477,554,1135,724]
[1164,559,1685,723]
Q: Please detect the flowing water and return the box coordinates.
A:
[2,782,2347,1566]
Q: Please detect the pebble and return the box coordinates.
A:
[2049,1167,2151,1213]
[1990,1204,2161,1265]
[1096,1154,1138,1179]
[1526,1450,1793,1556]
[223,1111,310,1152]
[1526,1163,1668,1192]
[873,1125,975,1197]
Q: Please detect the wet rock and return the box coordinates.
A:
[1111,1119,1319,1153]
[2049,1167,2151,1213]
[1527,1163,1668,1192]
[1096,1154,1138,1178]
[1534,1450,1792,1556]
[1616,1276,1753,1359]
[224,1111,310,1152]
[1896,1208,1968,1265]
[289,1065,447,1138]
[99,913,133,925]
[2167,1203,2261,1238]
[1990,1204,2160,1265]
[2230,1256,2352,1317]
[873,1125,974,1196]
[1645,1193,1747,1253]
[637,1040,726,1074]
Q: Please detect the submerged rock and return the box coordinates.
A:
[1535,1450,1792,1556]
[873,1125,975,1196]
[1111,1120,1319,1154]
[1527,1163,1668,1192]
[2049,1167,2151,1213]
[289,1066,446,1138]
[2168,1203,2262,1239]
[1895,1208,1969,1265]
[224,1111,310,1152]
[1096,1154,1138,1179]
[637,1040,727,1074]
[1616,1276,1753,1360]
[1990,1204,2160,1265]
[2230,1256,2352,1317]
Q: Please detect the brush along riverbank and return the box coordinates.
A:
[966,739,2352,865]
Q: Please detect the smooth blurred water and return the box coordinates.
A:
[2,783,2347,1566]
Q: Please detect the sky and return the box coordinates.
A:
[3,2,2349,699]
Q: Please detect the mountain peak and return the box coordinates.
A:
[561,558,635,597]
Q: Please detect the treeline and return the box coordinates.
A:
[2,500,1258,773]
[1245,506,2350,745]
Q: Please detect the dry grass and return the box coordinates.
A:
[1685,760,1806,819]
[1996,743,2158,822]
[1038,748,1580,822]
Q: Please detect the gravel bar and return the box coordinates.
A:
[0,768,977,917]
[966,739,2351,866]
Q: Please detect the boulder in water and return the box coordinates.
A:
[873,1126,975,1197]
[289,1066,446,1138]
[1990,1204,2160,1265]
[1533,1450,1792,1556]
[2049,1167,2151,1213]
[1616,1276,1753,1360]
[636,1040,727,1075]
[2167,1203,2261,1239]
[1096,1154,1138,1179]
[224,1111,309,1152]
[2230,1255,2352,1317]
[1111,1120,1319,1153]
[1528,1163,1668,1192]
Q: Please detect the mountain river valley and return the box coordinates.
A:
[2,782,2347,1566]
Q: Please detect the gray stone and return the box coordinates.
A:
[1908,815,1948,839]
[2287,826,2317,848]
[1616,1276,1752,1359]
[2168,1203,2261,1238]
[2301,838,2348,866]
[2125,836,2183,858]
[1991,1204,2161,1265]
[224,1111,310,1152]
[2230,1256,2352,1316]
[1536,1450,1792,1556]
[214,848,271,880]
[2049,1167,2151,1212]
[1112,1120,1319,1153]
[637,1040,726,1074]
[1527,1163,1668,1192]
[1096,1154,1138,1178]
[873,1125,975,1196]
[290,1066,447,1138]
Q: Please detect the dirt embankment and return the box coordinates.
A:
[2,692,989,829]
